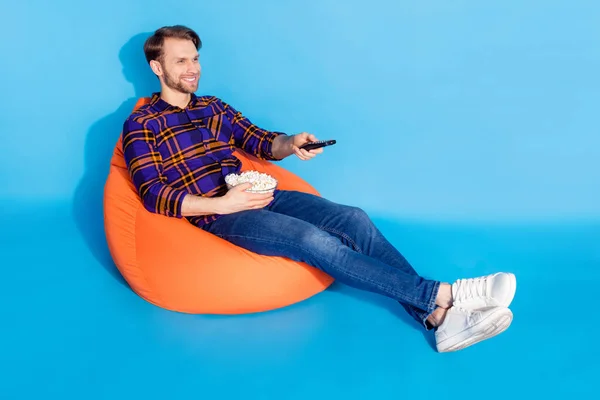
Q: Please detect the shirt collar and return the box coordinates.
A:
[150,92,200,112]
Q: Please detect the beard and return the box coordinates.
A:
[162,66,199,94]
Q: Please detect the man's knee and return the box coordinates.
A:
[296,226,342,254]
[342,205,371,225]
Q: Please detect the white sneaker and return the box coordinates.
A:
[435,306,513,353]
[452,272,517,310]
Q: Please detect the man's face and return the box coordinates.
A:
[157,37,201,94]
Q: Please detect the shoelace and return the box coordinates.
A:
[453,277,488,303]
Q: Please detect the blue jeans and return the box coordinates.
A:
[201,190,441,329]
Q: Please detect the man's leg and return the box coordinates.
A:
[265,190,435,328]
[202,192,516,352]
[201,208,441,317]
[263,190,516,352]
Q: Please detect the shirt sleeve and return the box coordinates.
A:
[121,117,188,218]
[221,100,287,160]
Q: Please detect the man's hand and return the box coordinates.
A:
[290,132,324,161]
[216,183,274,214]
[272,132,324,160]
[180,183,274,217]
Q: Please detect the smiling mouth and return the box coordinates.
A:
[182,76,197,83]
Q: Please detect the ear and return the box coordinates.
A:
[149,60,163,77]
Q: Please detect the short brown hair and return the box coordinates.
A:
[143,25,202,63]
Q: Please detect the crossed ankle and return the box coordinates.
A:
[435,283,453,309]
[427,307,448,328]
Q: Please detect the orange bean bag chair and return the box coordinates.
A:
[103,97,334,314]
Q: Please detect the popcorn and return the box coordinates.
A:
[225,171,278,193]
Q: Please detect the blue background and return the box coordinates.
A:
[1,0,598,399]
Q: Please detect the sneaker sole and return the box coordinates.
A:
[437,308,513,353]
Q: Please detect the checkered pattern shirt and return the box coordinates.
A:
[122,92,285,227]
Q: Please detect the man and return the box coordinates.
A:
[122,25,517,353]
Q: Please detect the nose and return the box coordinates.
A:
[187,60,200,74]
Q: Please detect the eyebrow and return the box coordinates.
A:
[175,55,199,60]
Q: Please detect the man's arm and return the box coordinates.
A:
[222,100,292,160]
[220,100,325,160]
[270,134,296,159]
[122,117,190,217]
[180,194,223,216]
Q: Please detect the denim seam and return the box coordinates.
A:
[319,227,437,310]
[420,280,441,330]
[316,225,362,254]
[215,233,432,310]
[427,280,441,314]
[313,228,431,309]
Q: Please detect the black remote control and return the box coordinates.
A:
[299,139,336,151]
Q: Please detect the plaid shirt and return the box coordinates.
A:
[122,92,285,227]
